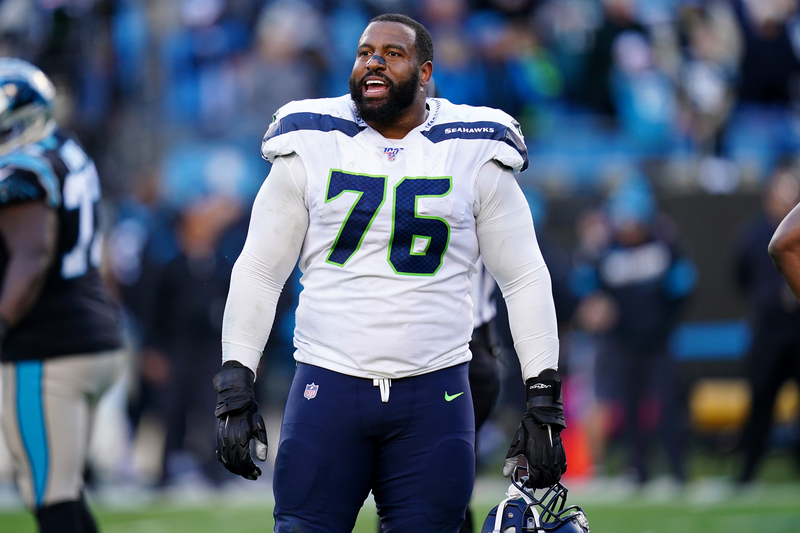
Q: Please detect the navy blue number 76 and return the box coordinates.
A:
[324,170,452,276]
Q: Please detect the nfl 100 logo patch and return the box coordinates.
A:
[382,147,402,161]
[304,383,319,400]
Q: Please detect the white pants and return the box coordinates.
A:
[1,350,126,509]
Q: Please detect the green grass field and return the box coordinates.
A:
[2,449,799,533]
[3,499,800,533]
[3,478,800,533]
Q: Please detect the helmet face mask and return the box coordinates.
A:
[0,58,56,156]
[482,467,590,533]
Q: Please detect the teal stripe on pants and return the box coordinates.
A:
[16,361,49,507]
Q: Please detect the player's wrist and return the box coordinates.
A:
[524,369,566,430]
[524,368,561,408]
[213,360,258,418]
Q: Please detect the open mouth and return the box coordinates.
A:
[363,79,389,97]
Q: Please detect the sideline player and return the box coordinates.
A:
[0,59,125,533]
[213,14,566,532]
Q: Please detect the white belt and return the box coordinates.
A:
[373,378,392,402]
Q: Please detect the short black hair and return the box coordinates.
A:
[369,13,433,65]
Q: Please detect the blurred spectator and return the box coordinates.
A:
[534,0,604,103]
[140,192,247,489]
[158,0,250,133]
[569,172,697,484]
[0,0,50,60]
[610,29,677,151]
[420,0,468,29]
[0,1,122,176]
[323,2,372,96]
[464,12,521,115]
[509,22,564,136]
[733,162,800,484]
[105,166,179,483]
[675,2,739,157]
[565,206,613,473]
[733,0,800,106]
[715,0,800,181]
[419,0,490,106]
[126,140,261,488]
[462,11,564,129]
[426,28,489,105]
[236,1,326,138]
[107,166,167,318]
[578,0,650,122]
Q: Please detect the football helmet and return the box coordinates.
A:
[0,58,56,155]
[481,467,590,533]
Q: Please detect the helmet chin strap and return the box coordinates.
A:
[491,481,540,533]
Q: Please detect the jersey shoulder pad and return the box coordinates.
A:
[261,96,363,162]
[424,98,528,172]
[0,150,60,208]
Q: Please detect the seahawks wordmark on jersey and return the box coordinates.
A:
[261,96,526,379]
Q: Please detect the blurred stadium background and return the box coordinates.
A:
[2,0,800,531]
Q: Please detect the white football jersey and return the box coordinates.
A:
[261,95,527,379]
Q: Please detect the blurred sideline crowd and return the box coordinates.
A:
[1,0,800,498]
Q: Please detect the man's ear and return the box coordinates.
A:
[419,61,433,89]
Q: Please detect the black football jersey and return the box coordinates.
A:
[0,129,122,361]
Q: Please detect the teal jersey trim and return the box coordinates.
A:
[0,150,61,208]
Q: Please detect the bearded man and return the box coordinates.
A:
[211,13,566,533]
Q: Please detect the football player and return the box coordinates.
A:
[0,59,125,533]
[214,13,566,532]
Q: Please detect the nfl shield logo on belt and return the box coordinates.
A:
[304,383,319,400]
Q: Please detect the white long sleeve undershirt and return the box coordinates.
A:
[474,160,559,380]
[222,154,559,381]
[221,154,308,373]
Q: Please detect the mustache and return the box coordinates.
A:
[360,72,392,87]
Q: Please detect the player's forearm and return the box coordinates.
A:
[0,254,50,326]
[0,204,57,327]
[222,251,286,373]
[222,154,308,375]
[476,162,559,380]
[502,264,560,380]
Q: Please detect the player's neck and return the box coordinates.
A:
[365,99,429,140]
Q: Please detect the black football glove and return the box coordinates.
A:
[503,368,567,489]
[213,361,268,480]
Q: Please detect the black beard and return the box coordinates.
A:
[349,69,420,124]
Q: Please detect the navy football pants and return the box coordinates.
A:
[273,363,475,533]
